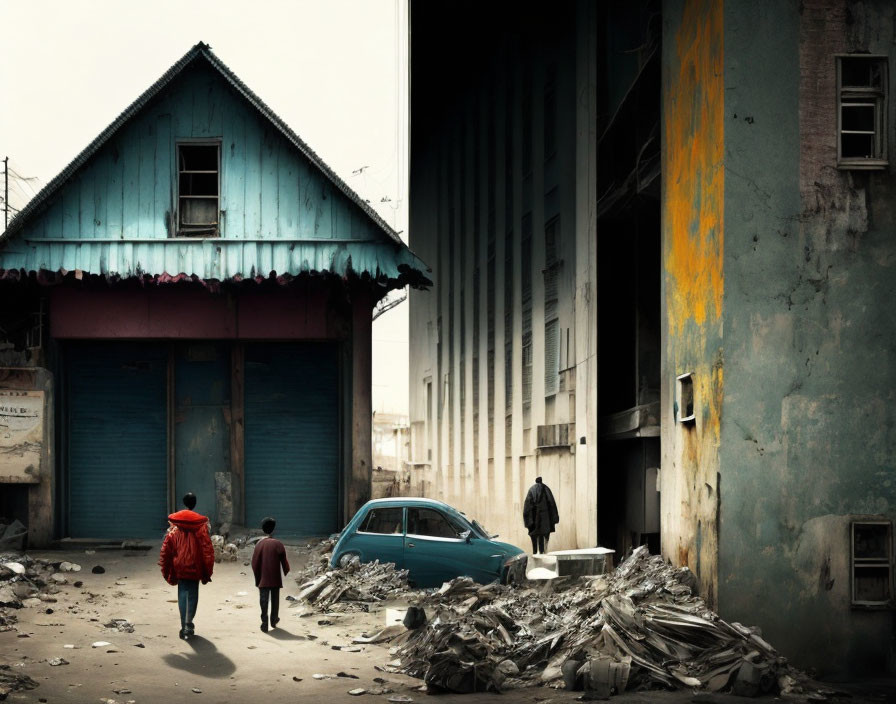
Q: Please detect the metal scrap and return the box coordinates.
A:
[295,556,409,609]
[374,546,811,697]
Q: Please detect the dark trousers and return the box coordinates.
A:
[259,587,280,626]
[530,534,549,554]
[177,579,199,630]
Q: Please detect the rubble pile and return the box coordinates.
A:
[0,520,27,551]
[294,536,339,583]
[295,557,410,609]
[383,546,800,697]
[210,535,239,563]
[1,553,80,613]
[0,664,38,700]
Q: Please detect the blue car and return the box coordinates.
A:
[330,497,527,588]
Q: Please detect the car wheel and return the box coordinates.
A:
[338,552,360,568]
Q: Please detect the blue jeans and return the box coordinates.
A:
[177,579,199,631]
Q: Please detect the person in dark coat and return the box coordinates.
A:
[158,492,215,640]
[251,517,290,632]
[523,477,559,554]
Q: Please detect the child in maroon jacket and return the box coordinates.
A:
[158,493,215,640]
[251,517,290,632]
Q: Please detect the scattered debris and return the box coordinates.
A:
[295,557,409,609]
[47,657,69,666]
[0,664,38,698]
[0,521,27,551]
[368,546,815,697]
[210,535,239,563]
[104,619,135,633]
[59,561,81,573]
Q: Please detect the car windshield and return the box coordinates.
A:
[471,519,493,539]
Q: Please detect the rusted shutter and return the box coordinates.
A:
[245,342,339,536]
[68,342,168,538]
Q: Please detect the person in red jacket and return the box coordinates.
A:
[251,517,290,632]
[158,493,215,640]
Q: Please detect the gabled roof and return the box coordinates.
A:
[3,42,404,248]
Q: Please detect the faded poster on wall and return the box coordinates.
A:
[0,389,44,482]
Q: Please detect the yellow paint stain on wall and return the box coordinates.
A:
[664,0,725,336]
[661,0,726,607]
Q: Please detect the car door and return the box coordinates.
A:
[403,507,496,587]
[342,505,405,568]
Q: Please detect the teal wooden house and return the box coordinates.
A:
[0,43,428,544]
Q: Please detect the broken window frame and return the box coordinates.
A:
[176,140,221,237]
[851,520,893,608]
[676,372,695,424]
[836,55,888,170]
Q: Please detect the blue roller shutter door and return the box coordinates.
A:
[245,342,340,536]
[68,343,168,538]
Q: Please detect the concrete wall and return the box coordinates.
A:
[662,0,896,677]
[408,2,598,552]
[0,366,54,547]
[718,0,896,678]
[660,0,726,606]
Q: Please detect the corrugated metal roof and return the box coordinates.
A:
[0,238,427,289]
[2,41,417,260]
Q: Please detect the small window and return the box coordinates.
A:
[838,56,888,169]
[407,507,463,539]
[852,521,892,607]
[677,372,695,423]
[177,142,220,236]
[359,507,404,535]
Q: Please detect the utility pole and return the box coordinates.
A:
[3,157,8,230]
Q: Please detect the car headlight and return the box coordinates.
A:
[502,553,527,567]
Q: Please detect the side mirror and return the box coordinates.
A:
[460,530,472,543]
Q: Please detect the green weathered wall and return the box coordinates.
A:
[718,0,896,678]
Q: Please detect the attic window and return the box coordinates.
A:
[177,142,220,236]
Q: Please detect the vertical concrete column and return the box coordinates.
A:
[30,369,54,547]
[574,0,599,548]
[349,286,373,517]
[230,342,245,525]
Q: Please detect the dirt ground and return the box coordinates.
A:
[1,544,893,704]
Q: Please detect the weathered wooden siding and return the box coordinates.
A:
[27,63,379,242]
[4,62,417,280]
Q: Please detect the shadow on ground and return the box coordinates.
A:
[268,627,306,641]
[161,635,237,678]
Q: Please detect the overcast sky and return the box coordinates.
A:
[0,0,410,415]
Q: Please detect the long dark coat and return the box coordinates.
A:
[523,482,559,536]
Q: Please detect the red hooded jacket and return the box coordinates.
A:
[158,510,215,585]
